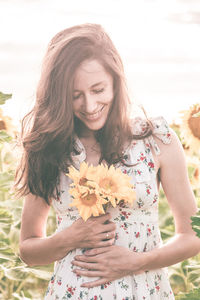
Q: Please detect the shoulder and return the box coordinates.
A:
[130,116,184,163]
[130,116,172,150]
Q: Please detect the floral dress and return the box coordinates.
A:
[44,116,175,300]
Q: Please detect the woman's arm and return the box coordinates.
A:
[141,129,200,268]
[20,193,73,266]
[20,194,116,266]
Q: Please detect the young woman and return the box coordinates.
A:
[16,23,200,299]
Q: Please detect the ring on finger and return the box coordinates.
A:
[106,232,109,239]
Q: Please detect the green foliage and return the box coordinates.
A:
[0,92,12,105]
[0,92,54,299]
[175,288,200,300]
[191,210,200,238]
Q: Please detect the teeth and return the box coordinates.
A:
[84,106,104,120]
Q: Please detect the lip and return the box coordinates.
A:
[81,106,105,121]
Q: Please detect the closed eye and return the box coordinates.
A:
[73,93,81,100]
[93,88,104,94]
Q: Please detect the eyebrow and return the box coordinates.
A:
[73,81,105,92]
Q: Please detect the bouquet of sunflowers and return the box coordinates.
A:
[67,162,136,221]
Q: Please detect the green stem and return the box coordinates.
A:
[0,285,6,298]
[15,276,29,294]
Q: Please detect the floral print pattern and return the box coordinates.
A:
[45,117,174,299]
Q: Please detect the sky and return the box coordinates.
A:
[0,0,200,126]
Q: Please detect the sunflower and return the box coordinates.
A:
[0,108,16,136]
[92,164,136,207]
[69,188,108,221]
[180,104,200,152]
[67,161,99,192]
[67,162,136,221]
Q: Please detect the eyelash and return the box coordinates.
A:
[73,88,104,100]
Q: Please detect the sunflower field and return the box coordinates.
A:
[0,91,199,300]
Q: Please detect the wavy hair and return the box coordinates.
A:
[15,23,152,204]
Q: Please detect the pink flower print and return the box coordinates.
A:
[94,296,97,300]
[135,232,140,238]
[123,169,127,174]
[153,195,157,203]
[167,133,171,138]
[155,285,160,291]
[121,211,130,220]
[57,216,62,225]
[137,170,141,175]
[140,153,146,161]
[57,279,62,285]
[101,281,111,289]
[145,184,152,195]
[147,228,152,236]
[148,161,154,169]
[51,275,55,284]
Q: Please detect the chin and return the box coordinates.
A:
[84,118,107,131]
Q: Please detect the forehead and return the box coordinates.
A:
[73,59,113,89]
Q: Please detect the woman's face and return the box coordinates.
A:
[73,59,114,135]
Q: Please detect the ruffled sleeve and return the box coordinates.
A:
[147,116,171,155]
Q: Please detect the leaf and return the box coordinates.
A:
[27,267,52,280]
[176,288,200,299]
[191,210,200,238]
[0,92,12,105]
[0,171,14,191]
[0,130,12,143]
[12,292,32,300]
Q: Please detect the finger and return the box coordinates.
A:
[84,246,112,256]
[74,254,99,262]
[94,213,111,223]
[99,230,115,240]
[81,278,111,288]
[97,238,115,248]
[71,260,102,271]
[102,222,116,232]
[73,268,103,278]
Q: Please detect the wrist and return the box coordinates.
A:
[142,249,158,271]
[51,227,77,260]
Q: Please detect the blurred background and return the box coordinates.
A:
[0,1,200,299]
[0,0,200,127]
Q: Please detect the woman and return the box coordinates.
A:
[16,23,200,299]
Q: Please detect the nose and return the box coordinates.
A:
[83,93,98,114]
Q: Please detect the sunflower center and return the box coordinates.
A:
[79,177,88,186]
[81,193,98,207]
[194,168,199,180]
[99,178,117,192]
[188,108,200,140]
[0,120,6,130]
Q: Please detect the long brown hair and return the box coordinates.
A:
[15,23,152,204]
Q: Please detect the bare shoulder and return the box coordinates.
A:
[152,128,185,169]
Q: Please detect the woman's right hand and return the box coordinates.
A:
[70,213,116,249]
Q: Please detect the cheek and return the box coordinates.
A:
[102,88,114,104]
[72,101,81,113]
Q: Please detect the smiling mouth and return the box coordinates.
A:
[82,106,105,121]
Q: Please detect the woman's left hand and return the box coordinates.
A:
[71,245,147,288]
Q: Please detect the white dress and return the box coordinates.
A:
[44,117,175,300]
